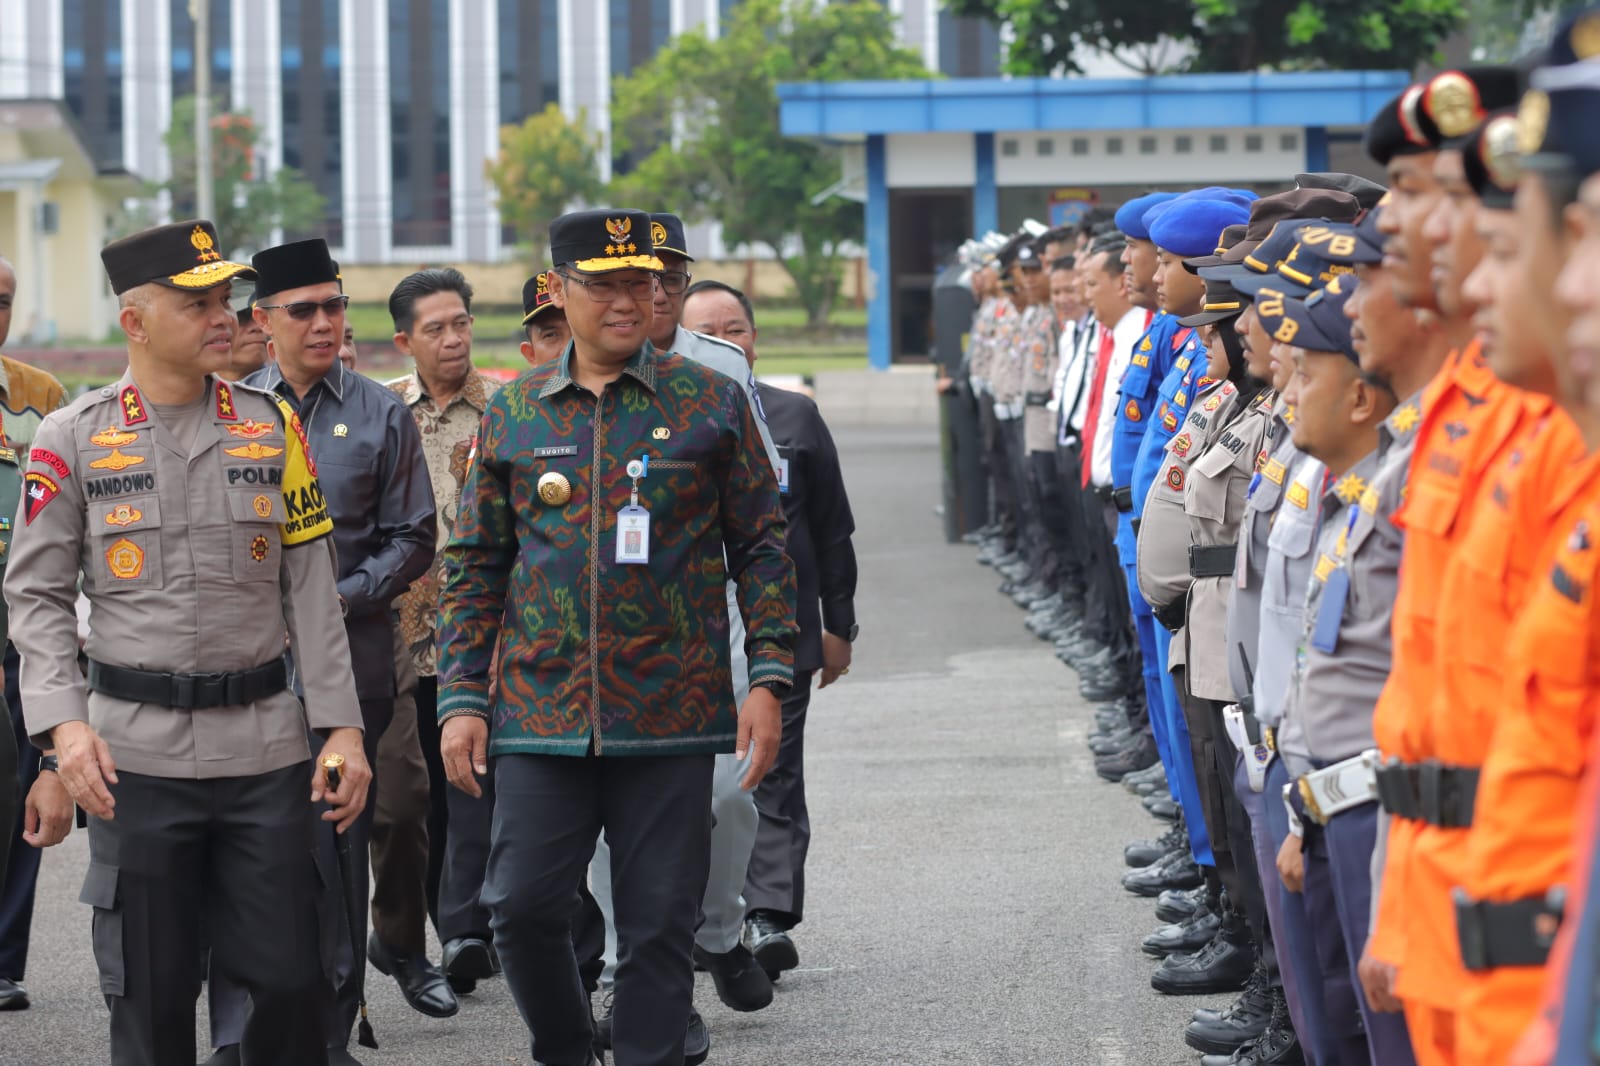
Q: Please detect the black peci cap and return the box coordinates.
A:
[549,209,664,274]
[648,213,693,261]
[521,270,561,325]
[251,238,340,301]
[1365,66,1523,165]
[100,219,256,296]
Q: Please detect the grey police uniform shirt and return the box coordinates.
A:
[990,304,1026,413]
[665,324,779,706]
[5,371,363,778]
[1021,304,1062,454]
[1183,388,1275,702]
[967,296,999,394]
[246,361,436,702]
[1251,447,1322,730]
[1282,407,1418,776]
[1137,379,1242,669]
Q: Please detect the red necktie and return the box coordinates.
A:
[1080,325,1117,487]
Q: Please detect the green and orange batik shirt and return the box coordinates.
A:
[436,342,796,757]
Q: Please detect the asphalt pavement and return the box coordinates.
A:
[1,423,1201,1065]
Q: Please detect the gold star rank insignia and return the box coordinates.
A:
[1392,404,1420,433]
[1334,474,1367,504]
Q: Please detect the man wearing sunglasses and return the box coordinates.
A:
[206,238,437,1066]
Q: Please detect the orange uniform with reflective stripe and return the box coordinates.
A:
[1456,433,1600,1065]
[1370,341,1533,1020]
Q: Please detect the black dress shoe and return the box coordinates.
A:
[1122,852,1201,897]
[693,943,773,1012]
[1088,727,1135,756]
[1185,975,1276,1054]
[1143,907,1221,958]
[1095,735,1158,781]
[367,933,459,1018]
[1121,761,1165,791]
[743,911,800,979]
[441,935,497,994]
[1145,795,1180,822]
[1155,884,1208,924]
[1150,934,1255,995]
[0,978,29,1011]
[1192,959,1268,1024]
[1125,819,1185,867]
[201,1048,240,1066]
[685,1007,711,1066]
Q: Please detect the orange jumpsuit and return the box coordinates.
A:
[1459,422,1600,1056]
[1369,341,1533,1063]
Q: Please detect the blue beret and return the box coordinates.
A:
[1179,186,1261,211]
[1148,199,1253,258]
[1115,192,1178,241]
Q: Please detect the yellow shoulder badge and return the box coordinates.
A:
[272,397,333,546]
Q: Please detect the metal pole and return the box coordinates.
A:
[192,0,214,221]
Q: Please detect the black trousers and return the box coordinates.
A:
[1045,442,1090,602]
[977,402,1017,547]
[90,765,328,1066]
[0,686,12,898]
[485,752,714,1066]
[744,671,816,928]
[437,734,494,945]
[0,643,34,981]
[209,699,394,1052]
[1002,420,1045,578]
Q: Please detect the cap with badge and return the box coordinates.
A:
[648,212,693,261]
[251,238,340,301]
[1180,226,1251,327]
[1014,241,1045,271]
[1197,188,1363,277]
[1234,223,1357,298]
[1277,275,1362,360]
[232,287,258,323]
[1461,110,1523,209]
[522,271,561,325]
[549,208,665,274]
[1114,192,1179,241]
[1364,66,1523,165]
[1301,206,1387,267]
[100,218,256,296]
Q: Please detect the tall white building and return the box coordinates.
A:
[0,0,998,264]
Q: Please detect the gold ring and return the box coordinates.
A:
[840,667,850,676]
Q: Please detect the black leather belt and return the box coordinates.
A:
[1189,543,1238,578]
[1374,760,1479,827]
[1453,889,1562,971]
[1113,486,1134,513]
[1024,390,1051,406]
[88,657,289,710]
[1093,485,1116,503]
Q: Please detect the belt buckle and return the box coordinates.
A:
[175,671,229,709]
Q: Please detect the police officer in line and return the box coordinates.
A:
[585,213,784,1063]
[6,219,370,1066]
[435,207,796,1066]
[680,278,860,980]
[521,270,573,369]
[208,237,437,1066]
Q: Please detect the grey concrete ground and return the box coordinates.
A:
[1,424,1202,1065]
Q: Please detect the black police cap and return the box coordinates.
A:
[648,213,694,261]
[251,238,340,302]
[549,209,664,274]
[1525,8,1600,181]
[100,218,256,296]
[521,270,561,325]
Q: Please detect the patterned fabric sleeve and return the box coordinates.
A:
[716,379,798,691]
[436,394,518,722]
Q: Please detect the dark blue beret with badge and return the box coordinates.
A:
[1364,66,1523,165]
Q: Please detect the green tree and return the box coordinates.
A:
[944,0,1465,75]
[153,95,327,257]
[486,103,607,266]
[610,0,929,329]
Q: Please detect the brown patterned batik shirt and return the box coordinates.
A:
[389,368,501,677]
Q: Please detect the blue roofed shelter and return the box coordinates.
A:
[777,71,1408,368]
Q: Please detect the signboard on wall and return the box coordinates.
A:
[1047,187,1098,228]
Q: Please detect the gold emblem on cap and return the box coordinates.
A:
[605,217,638,257]
[537,471,572,506]
[1425,72,1484,140]
[536,272,550,295]
[650,220,668,247]
[1481,114,1523,190]
[1518,89,1550,157]
[190,224,221,263]
[652,427,670,440]
[1573,11,1600,59]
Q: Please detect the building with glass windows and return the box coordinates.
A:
[0,0,994,265]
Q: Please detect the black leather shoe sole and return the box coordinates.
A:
[1185,1016,1270,1055]
[750,931,800,978]
[442,938,497,982]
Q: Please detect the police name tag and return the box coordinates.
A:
[615,505,650,565]
[775,457,790,494]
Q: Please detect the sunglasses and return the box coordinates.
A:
[256,295,351,321]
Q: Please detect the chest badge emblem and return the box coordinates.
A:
[652,427,671,441]
[537,472,573,507]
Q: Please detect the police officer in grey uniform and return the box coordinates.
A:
[589,213,783,1058]
[5,219,369,1066]
[210,237,438,1065]
[0,439,18,895]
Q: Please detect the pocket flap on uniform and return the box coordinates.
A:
[1194,441,1246,479]
[227,490,283,524]
[90,496,161,534]
[1267,510,1317,559]
[79,860,120,908]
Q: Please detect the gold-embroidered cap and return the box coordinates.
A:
[549,209,664,275]
[100,219,256,296]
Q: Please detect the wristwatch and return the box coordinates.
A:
[38,753,59,774]
[829,623,860,643]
